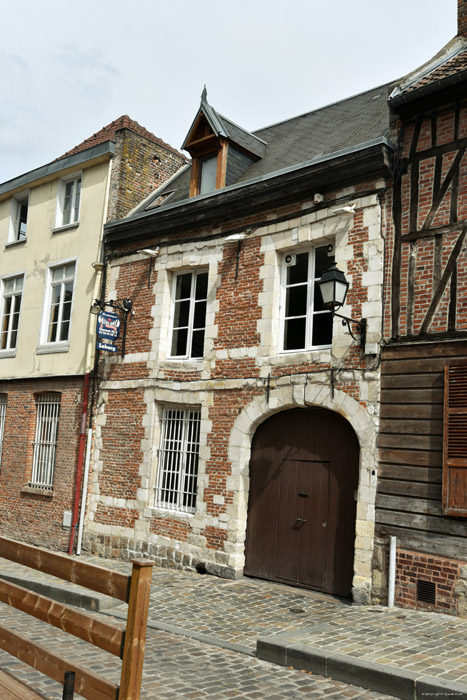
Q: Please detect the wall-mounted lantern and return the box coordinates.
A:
[90,298,133,357]
[318,262,366,348]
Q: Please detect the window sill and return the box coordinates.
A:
[163,358,204,368]
[5,239,26,248]
[52,222,79,235]
[0,349,16,359]
[21,485,54,497]
[144,505,195,520]
[36,343,70,355]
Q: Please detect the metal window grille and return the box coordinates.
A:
[0,395,6,470]
[31,394,60,489]
[155,408,200,513]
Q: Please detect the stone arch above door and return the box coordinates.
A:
[227,381,378,604]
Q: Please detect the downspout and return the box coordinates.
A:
[76,427,93,555]
[68,371,90,555]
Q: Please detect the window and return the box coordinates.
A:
[155,407,201,513]
[30,393,60,489]
[0,276,23,351]
[281,246,333,351]
[443,361,467,516]
[170,270,208,359]
[199,154,218,194]
[0,395,6,470]
[43,263,75,345]
[9,193,29,242]
[56,175,81,227]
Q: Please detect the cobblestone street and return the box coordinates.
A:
[0,602,397,700]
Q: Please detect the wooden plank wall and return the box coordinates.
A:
[377,341,467,560]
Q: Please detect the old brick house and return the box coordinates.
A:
[0,117,186,551]
[84,88,393,603]
[375,0,467,616]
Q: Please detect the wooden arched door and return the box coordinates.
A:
[244,407,359,597]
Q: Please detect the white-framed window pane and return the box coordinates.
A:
[155,408,201,513]
[1,276,23,350]
[0,395,6,470]
[10,194,29,242]
[31,394,60,489]
[60,177,81,226]
[16,201,28,240]
[282,246,333,351]
[170,270,208,359]
[47,263,75,343]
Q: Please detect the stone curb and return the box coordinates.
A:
[256,636,467,700]
[0,574,121,611]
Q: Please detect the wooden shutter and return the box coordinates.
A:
[443,361,467,516]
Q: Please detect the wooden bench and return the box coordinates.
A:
[0,536,154,700]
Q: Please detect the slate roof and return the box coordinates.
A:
[139,83,393,211]
[56,115,186,161]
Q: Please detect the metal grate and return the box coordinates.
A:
[416,579,436,605]
[155,408,200,513]
[0,395,6,470]
[30,394,60,489]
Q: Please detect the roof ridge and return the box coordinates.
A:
[56,115,187,162]
[253,81,395,135]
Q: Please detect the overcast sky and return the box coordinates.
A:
[0,0,457,184]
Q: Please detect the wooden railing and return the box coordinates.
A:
[0,536,154,700]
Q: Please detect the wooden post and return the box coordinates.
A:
[119,561,154,700]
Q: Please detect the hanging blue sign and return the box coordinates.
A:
[97,341,118,353]
[97,311,121,340]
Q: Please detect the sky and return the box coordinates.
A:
[0,0,458,184]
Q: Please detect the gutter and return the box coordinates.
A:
[104,137,394,242]
[389,68,467,109]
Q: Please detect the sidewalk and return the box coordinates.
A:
[0,554,466,699]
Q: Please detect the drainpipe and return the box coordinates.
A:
[76,427,93,555]
[388,535,397,608]
[68,372,90,555]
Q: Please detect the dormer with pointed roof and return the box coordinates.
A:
[183,88,267,197]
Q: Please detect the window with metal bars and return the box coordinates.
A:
[30,394,60,489]
[0,395,6,470]
[155,408,201,513]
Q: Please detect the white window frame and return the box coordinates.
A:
[30,393,60,490]
[0,275,24,355]
[0,395,6,470]
[55,172,82,228]
[169,269,208,360]
[39,261,76,352]
[8,191,29,243]
[155,407,201,513]
[280,245,333,353]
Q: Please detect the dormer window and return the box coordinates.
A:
[199,154,218,194]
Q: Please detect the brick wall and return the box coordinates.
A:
[0,376,84,550]
[106,128,187,222]
[86,186,386,602]
[395,548,464,615]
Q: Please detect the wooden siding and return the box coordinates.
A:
[377,341,467,559]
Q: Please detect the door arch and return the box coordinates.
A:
[244,407,359,597]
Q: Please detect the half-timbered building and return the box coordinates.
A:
[375,1,467,616]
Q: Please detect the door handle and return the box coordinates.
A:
[295,518,307,524]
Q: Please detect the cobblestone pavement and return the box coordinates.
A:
[0,603,398,700]
[0,555,466,694]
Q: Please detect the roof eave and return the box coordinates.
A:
[0,141,115,199]
[389,69,467,109]
[104,138,394,245]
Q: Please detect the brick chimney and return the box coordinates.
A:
[459,0,467,36]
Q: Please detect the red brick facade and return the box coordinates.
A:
[395,549,462,615]
[0,377,83,549]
